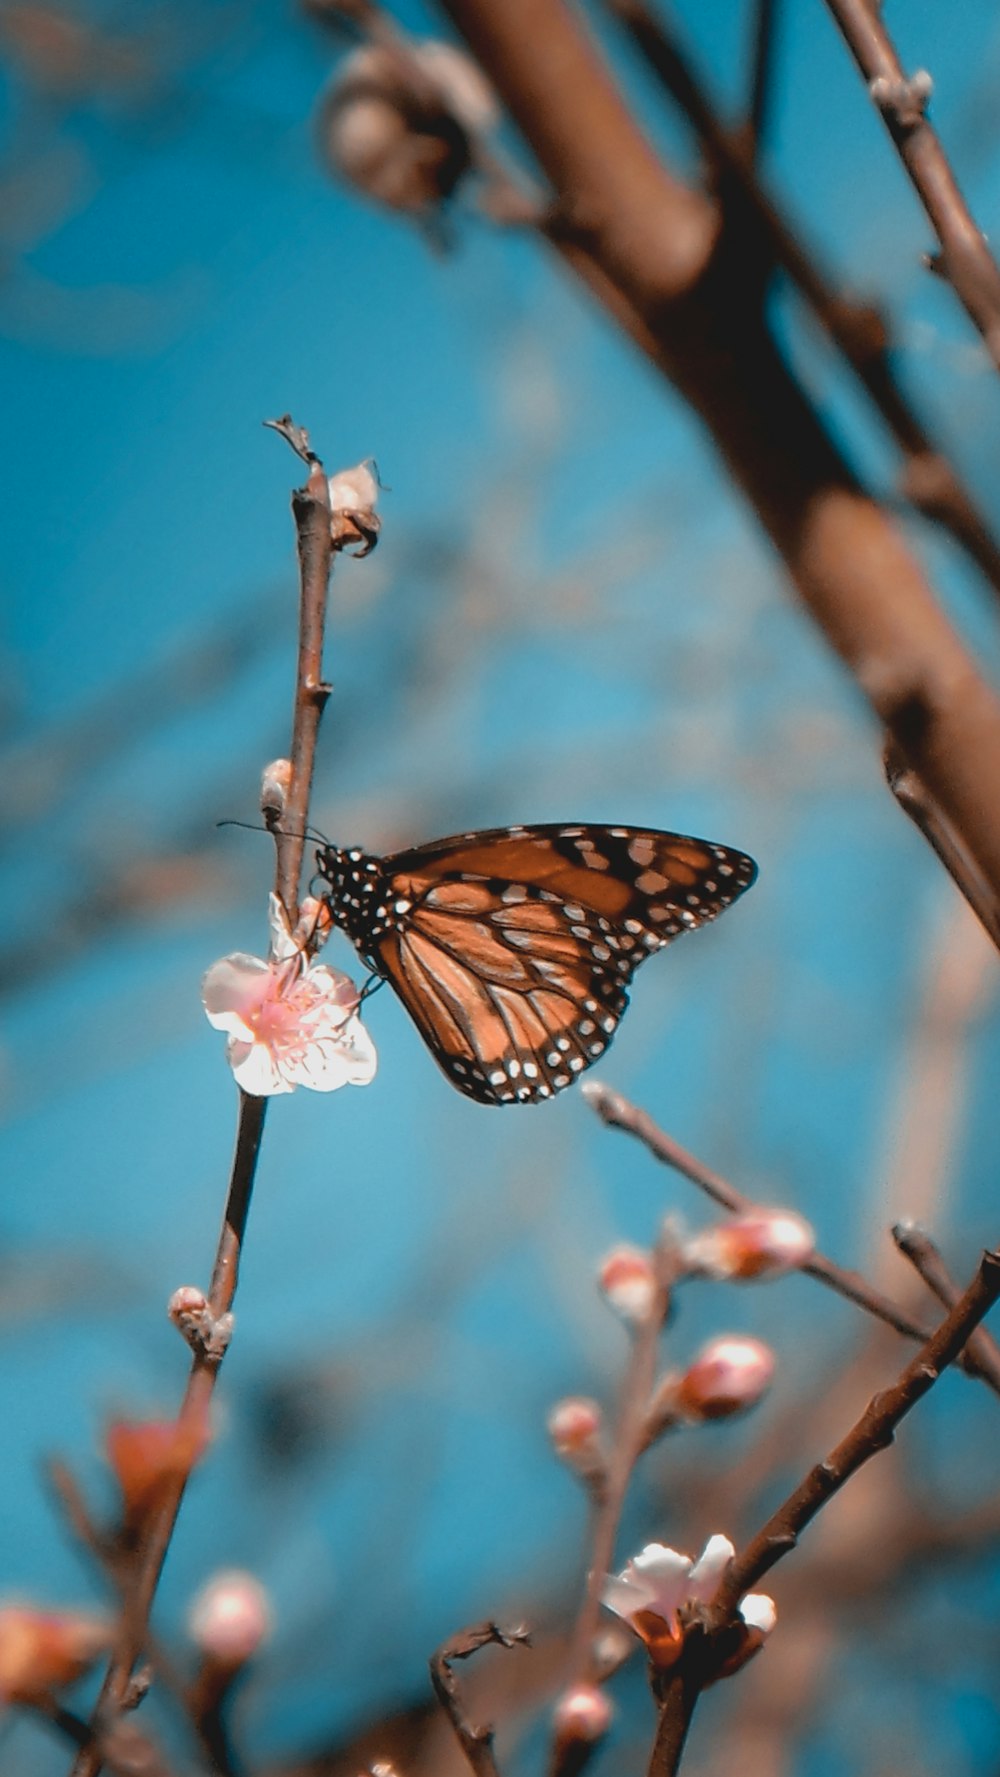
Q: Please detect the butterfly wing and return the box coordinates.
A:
[365,824,755,1105]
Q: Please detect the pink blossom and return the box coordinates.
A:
[202,896,376,1097]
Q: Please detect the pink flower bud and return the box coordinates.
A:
[599,1244,657,1324]
[188,1571,272,1668]
[0,1606,110,1703]
[685,1210,815,1281]
[547,1397,607,1495]
[547,1396,603,1456]
[674,1335,775,1421]
[552,1683,614,1745]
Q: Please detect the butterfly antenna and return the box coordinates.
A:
[216,819,331,845]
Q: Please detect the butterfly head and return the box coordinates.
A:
[314,843,392,951]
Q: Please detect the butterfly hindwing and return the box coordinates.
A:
[317,824,756,1105]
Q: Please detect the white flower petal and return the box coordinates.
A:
[284,1020,378,1091]
[688,1535,735,1604]
[267,894,299,963]
[739,1593,777,1636]
[601,1573,651,1624]
[629,1544,693,1619]
[227,1038,294,1096]
[202,955,271,1034]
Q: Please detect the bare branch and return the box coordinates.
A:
[602,0,1000,601]
[439,0,1000,927]
[823,0,1000,373]
[885,739,1000,953]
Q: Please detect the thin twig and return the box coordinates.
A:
[715,1245,1000,1611]
[885,739,1000,953]
[823,0,1000,374]
[71,425,339,1777]
[602,0,1000,600]
[581,1081,1000,1397]
[565,1231,681,1696]
[429,1621,531,1777]
[893,1221,1000,1394]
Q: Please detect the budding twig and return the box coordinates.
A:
[582,1080,1000,1399]
[822,0,1000,374]
[714,1246,1000,1612]
[71,423,341,1777]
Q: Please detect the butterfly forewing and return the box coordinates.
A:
[316,824,756,1105]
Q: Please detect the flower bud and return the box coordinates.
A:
[684,1210,815,1281]
[328,459,380,555]
[552,1683,613,1746]
[547,1396,603,1457]
[547,1396,606,1495]
[106,1411,210,1531]
[319,42,493,217]
[260,758,293,825]
[188,1571,272,1668]
[0,1605,110,1703]
[673,1335,775,1422]
[598,1244,657,1324]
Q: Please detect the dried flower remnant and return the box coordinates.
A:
[602,1537,775,1673]
[685,1209,815,1281]
[599,1243,658,1324]
[0,1605,111,1704]
[188,1570,272,1669]
[319,41,497,217]
[202,895,376,1097]
[106,1412,210,1533]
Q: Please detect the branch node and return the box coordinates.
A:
[868,68,932,129]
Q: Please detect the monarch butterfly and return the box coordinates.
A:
[316,824,756,1105]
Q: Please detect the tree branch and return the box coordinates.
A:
[822,0,1000,373]
[714,1245,1000,1611]
[437,0,1000,925]
[581,1080,1000,1397]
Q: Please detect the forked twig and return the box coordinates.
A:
[430,1621,532,1777]
[893,1221,1000,1394]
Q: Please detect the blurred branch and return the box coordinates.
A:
[437,0,1000,931]
[602,0,1000,599]
[745,0,778,160]
[715,1245,1000,1610]
[822,0,1000,374]
[582,1080,1000,1396]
